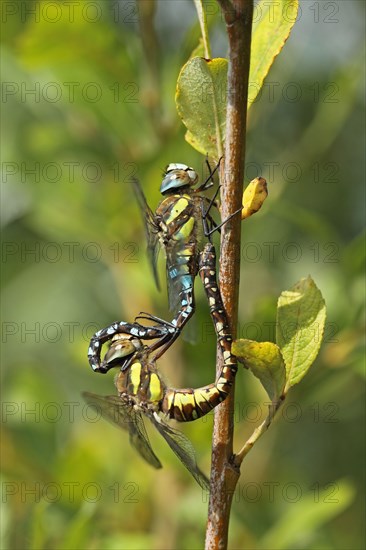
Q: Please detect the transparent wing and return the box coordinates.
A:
[82,392,162,469]
[149,413,209,491]
[166,262,184,314]
[131,177,161,289]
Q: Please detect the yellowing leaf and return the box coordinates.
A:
[241,177,268,219]
[276,276,326,392]
[176,57,227,159]
[232,339,286,401]
[249,0,299,107]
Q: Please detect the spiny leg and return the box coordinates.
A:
[200,186,242,238]
[136,312,166,323]
[195,157,222,192]
[201,189,221,238]
[132,312,182,355]
[199,161,242,238]
[150,286,195,360]
[203,207,242,238]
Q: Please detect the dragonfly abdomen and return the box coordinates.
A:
[162,367,235,422]
[158,242,238,423]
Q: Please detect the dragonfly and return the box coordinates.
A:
[88,163,242,372]
[83,242,237,489]
[88,162,240,371]
[132,162,225,355]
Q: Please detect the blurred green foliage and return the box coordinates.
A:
[1,1,364,549]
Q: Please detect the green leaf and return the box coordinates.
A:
[276,276,326,392]
[249,0,299,107]
[176,57,227,159]
[232,339,286,401]
[259,479,355,550]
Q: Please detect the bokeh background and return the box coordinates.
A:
[1,1,365,548]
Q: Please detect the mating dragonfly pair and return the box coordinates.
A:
[84,162,239,490]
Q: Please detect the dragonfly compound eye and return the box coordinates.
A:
[160,164,198,194]
[103,335,141,364]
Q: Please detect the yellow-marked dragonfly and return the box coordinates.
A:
[84,243,237,489]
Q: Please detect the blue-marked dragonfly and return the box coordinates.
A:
[84,243,237,489]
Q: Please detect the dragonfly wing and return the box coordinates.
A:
[166,262,182,313]
[149,413,209,491]
[82,392,162,469]
[127,409,162,469]
[131,177,161,289]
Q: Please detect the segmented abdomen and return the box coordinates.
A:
[161,243,237,422]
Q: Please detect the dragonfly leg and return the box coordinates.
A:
[150,288,195,360]
[88,320,169,373]
[203,207,242,238]
[195,157,223,192]
[201,187,222,238]
[199,159,241,238]
[130,313,181,355]
[135,312,176,330]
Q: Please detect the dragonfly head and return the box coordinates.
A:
[160,163,198,194]
[102,334,142,369]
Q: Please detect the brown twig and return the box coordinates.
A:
[205,1,254,549]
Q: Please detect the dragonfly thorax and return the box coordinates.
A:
[115,358,165,407]
[160,163,198,195]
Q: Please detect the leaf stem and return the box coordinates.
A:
[234,398,284,464]
[193,0,212,59]
[205,1,254,549]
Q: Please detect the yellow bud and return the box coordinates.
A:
[241,177,268,219]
